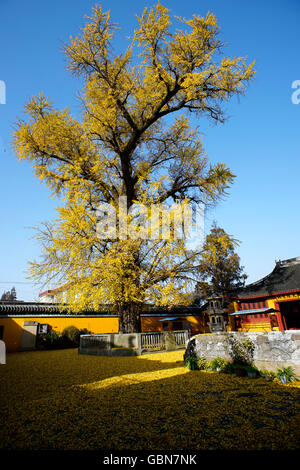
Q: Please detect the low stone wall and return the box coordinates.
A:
[188,331,300,375]
[79,331,189,356]
[79,333,141,356]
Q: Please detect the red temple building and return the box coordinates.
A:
[229,257,300,332]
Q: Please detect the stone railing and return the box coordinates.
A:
[79,330,189,356]
[141,332,165,351]
[141,330,189,351]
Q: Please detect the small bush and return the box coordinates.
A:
[260,369,276,381]
[276,366,298,384]
[183,338,196,363]
[37,325,90,350]
[184,354,199,370]
[37,330,61,349]
[61,326,81,346]
[79,328,91,336]
[184,356,207,371]
[183,339,207,371]
[209,357,227,372]
[223,362,235,374]
[225,334,255,366]
[197,357,208,370]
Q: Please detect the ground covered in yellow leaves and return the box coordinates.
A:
[1,349,300,450]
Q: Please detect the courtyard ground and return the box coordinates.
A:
[0,348,299,450]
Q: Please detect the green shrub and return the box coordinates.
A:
[184,338,196,363]
[209,357,227,372]
[184,354,199,370]
[184,339,208,371]
[223,362,235,374]
[37,330,61,349]
[79,328,91,336]
[184,356,207,371]
[197,357,208,370]
[61,326,81,346]
[276,366,298,384]
[37,325,89,350]
[225,334,255,366]
[259,369,276,381]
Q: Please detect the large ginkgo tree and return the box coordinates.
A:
[13,3,255,332]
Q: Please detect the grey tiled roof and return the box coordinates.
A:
[233,257,300,299]
[0,301,206,317]
[0,302,63,314]
[0,302,108,315]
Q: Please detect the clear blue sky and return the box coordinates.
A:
[0,0,299,301]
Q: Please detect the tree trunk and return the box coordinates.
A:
[118,302,141,333]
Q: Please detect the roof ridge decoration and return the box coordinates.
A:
[276,256,300,267]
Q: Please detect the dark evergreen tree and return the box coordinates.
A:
[0,291,9,301]
[198,222,247,298]
[10,286,17,301]
[0,286,17,301]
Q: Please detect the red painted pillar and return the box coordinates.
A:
[274,301,285,331]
